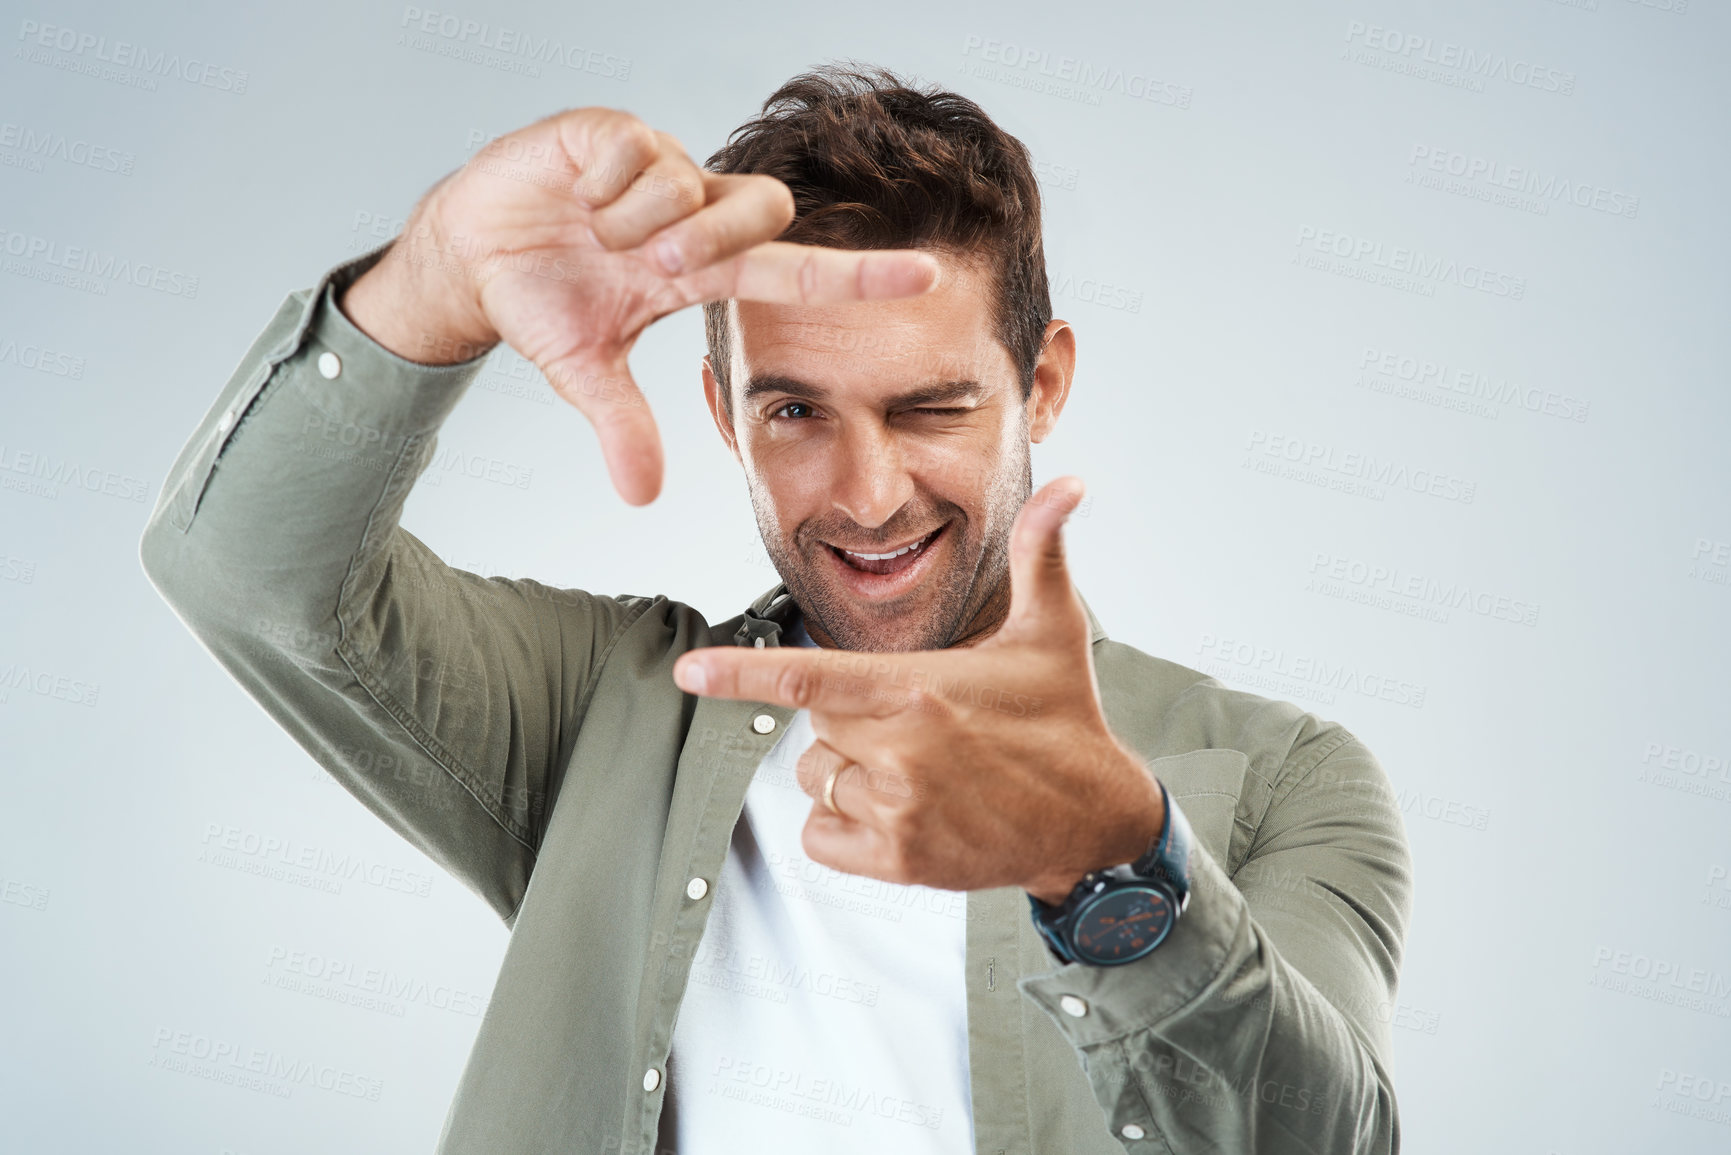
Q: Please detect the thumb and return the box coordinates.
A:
[1002,475,1089,643]
[540,348,665,506]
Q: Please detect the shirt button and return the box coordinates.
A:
[317,351,343,379]
[642,1067,661,1092]
[685,877,709,900]
[1121,1123,1146,1140]
[1059,994,1089,1018]
[215,409,235,434]
[752,714,775,735]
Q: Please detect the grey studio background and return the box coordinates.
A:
[2,0,1728,1152]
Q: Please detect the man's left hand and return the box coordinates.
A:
[672,477,1166,905]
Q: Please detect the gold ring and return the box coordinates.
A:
[822,764,843,816]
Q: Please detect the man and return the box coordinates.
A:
[140,66,1412,1154]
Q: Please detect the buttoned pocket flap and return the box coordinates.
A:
[1149,747,1251,871]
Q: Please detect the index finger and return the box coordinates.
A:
[672,240,941,307]
[672,646,907,716]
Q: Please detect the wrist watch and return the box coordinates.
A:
[1029,778,1194,966]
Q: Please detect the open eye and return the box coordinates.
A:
[771,401,816,420]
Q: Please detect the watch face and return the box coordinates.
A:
[1071,885,1176,965]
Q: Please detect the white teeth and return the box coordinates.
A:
[842,531,933,562]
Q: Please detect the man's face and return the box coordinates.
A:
[703,256,1067,653]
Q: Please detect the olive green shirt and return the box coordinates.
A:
[139,245,1413,1154]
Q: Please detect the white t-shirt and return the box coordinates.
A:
[662,614,976,1153]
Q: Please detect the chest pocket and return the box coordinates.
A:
[1148,747,1252,875]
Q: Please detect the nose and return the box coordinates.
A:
[829,424,914,531]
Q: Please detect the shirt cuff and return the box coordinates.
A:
[1016,823,1243,1047]
[290,240,494,437]
[157,242,494,535]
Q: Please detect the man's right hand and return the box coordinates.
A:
[340,107,939,505]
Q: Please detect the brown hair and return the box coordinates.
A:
[702,64,1051,416]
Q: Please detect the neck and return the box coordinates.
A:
[799,575,1012,651]
[945,574,1012,648]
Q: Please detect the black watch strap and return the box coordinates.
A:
[1131,778,1194,907]
[1029,779,1194,964]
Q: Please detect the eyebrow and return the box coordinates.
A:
[740,374,985,410]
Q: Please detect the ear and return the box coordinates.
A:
[701,356,741,463]
[1027,319,1076,444]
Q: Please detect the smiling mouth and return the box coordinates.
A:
[825,524,947,576]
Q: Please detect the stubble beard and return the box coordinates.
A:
[748,447,1033,653]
